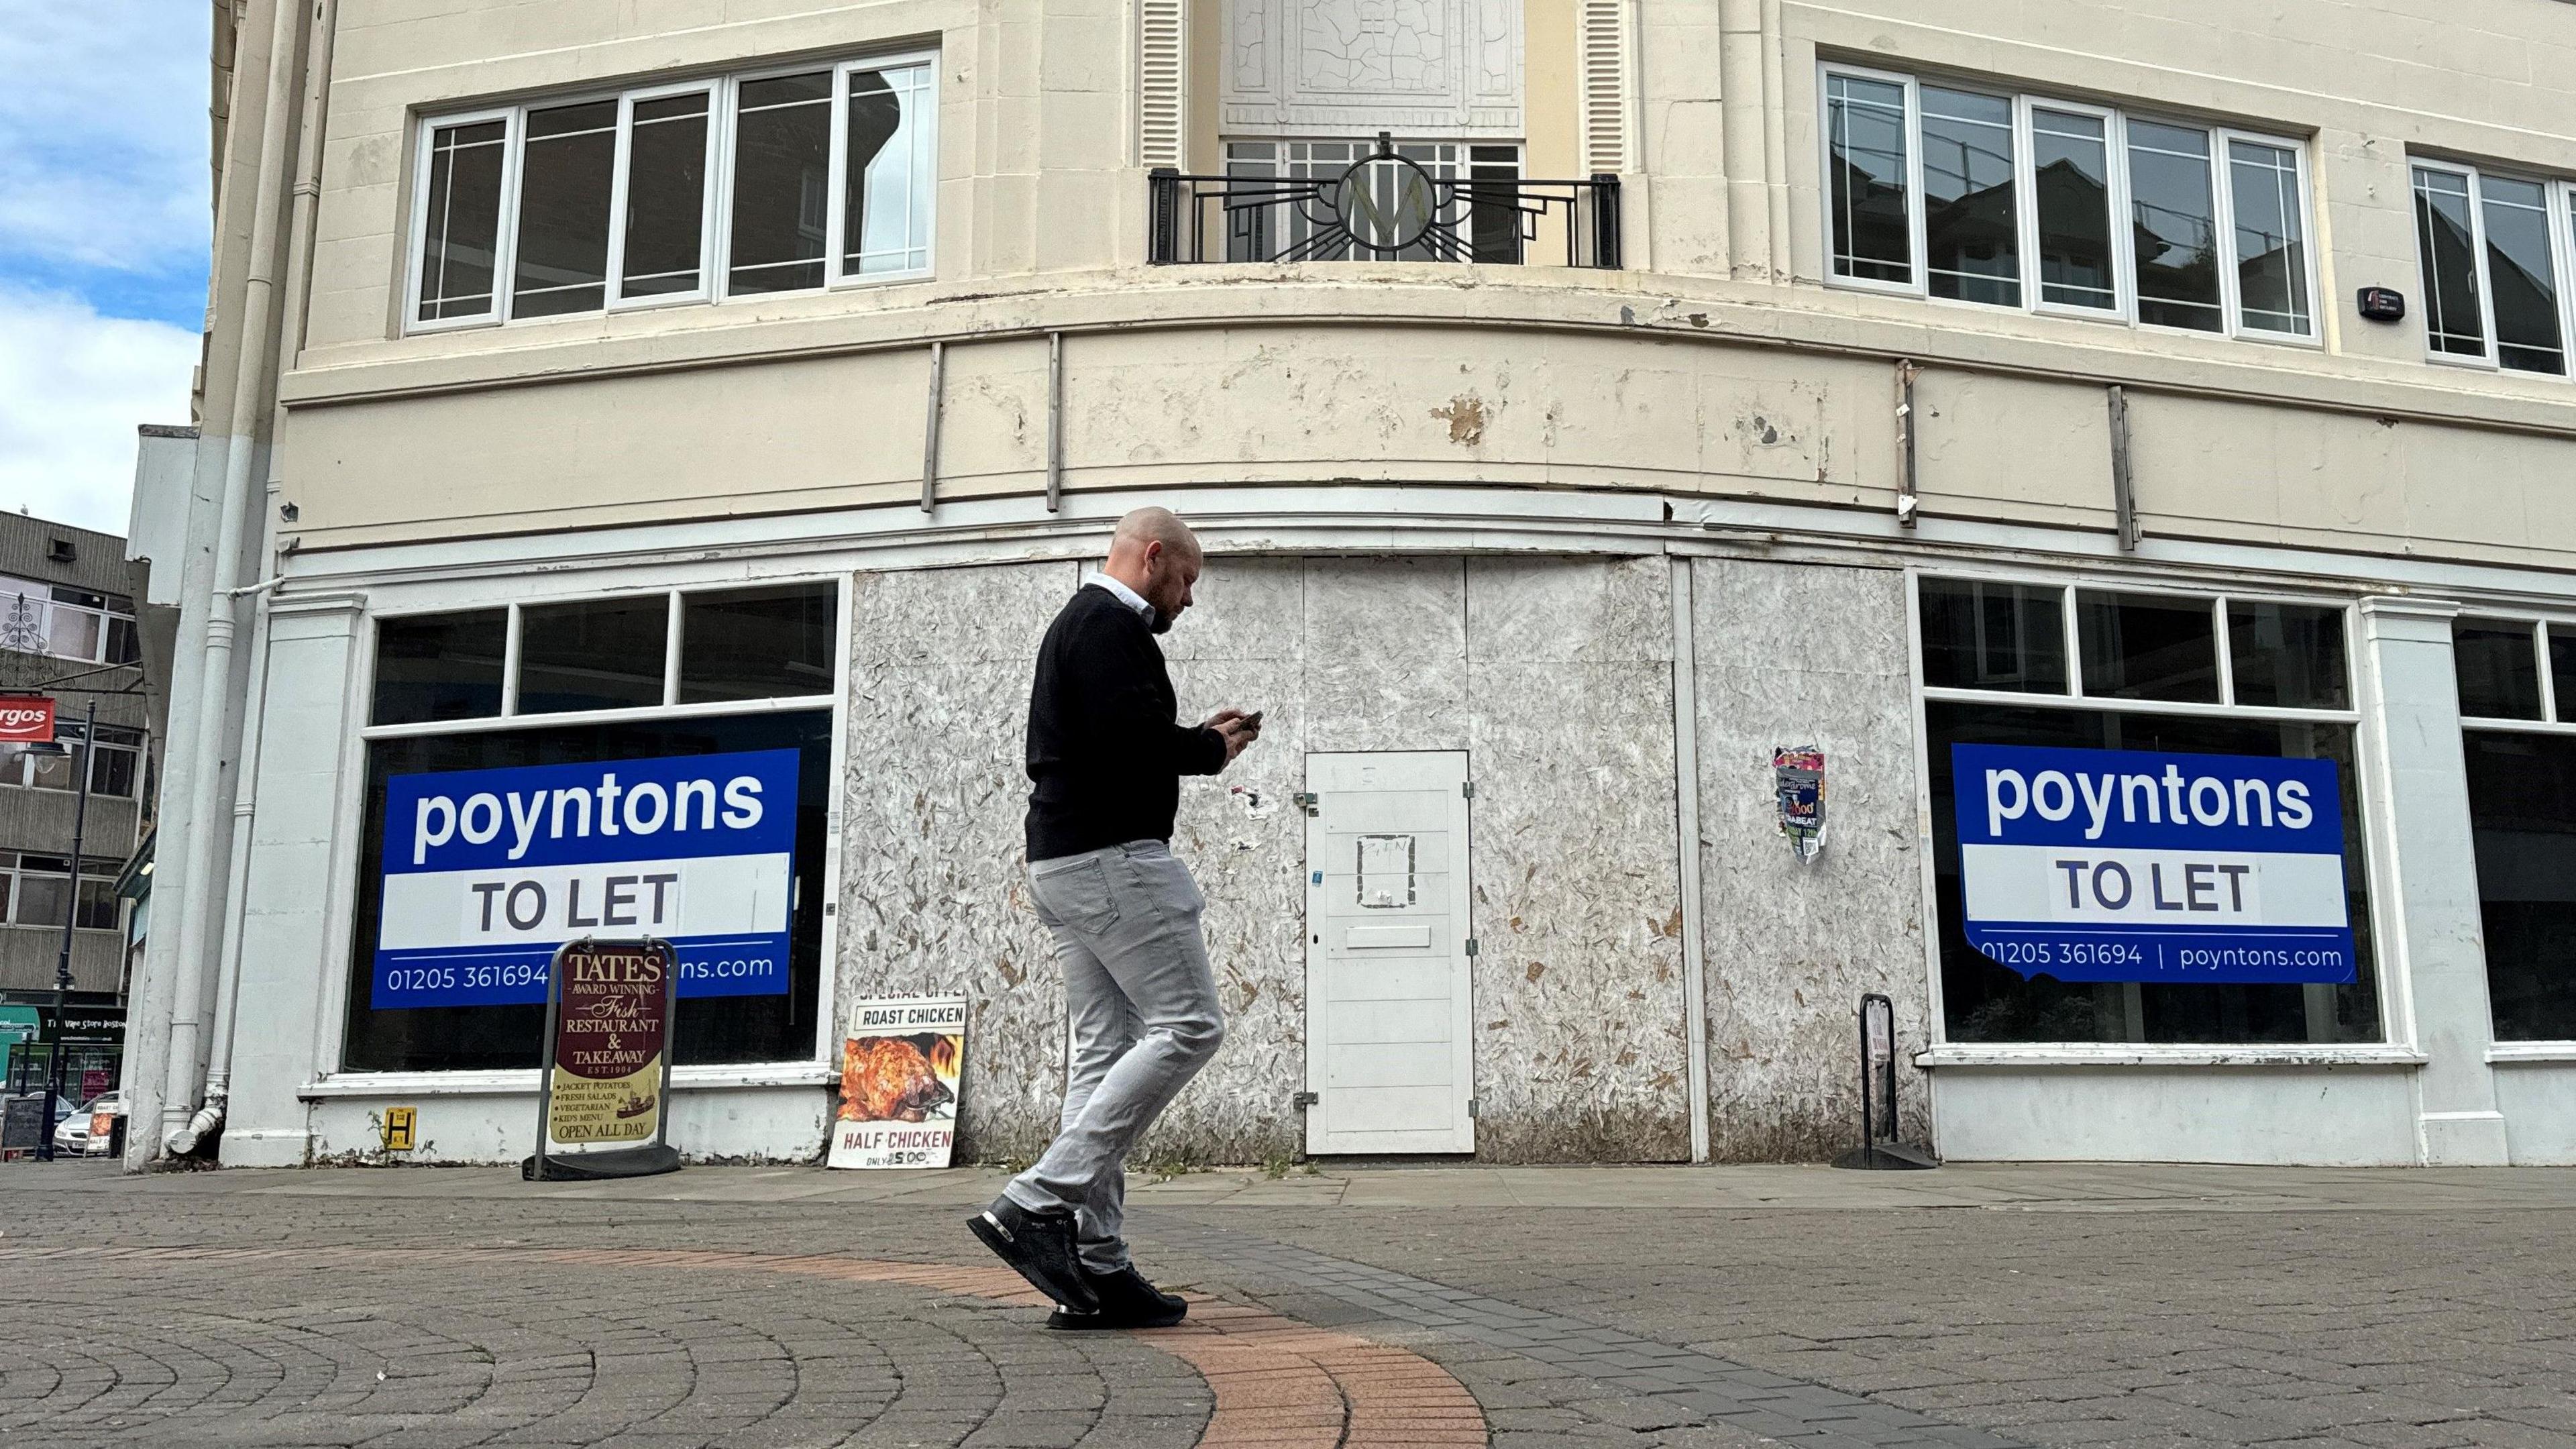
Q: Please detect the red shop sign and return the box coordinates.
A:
[0,698,54,744]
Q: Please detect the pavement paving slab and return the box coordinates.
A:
[1,1160,2572,1449]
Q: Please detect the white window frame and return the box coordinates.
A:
[0,853,123,933]
[1819,62,2322,347]
[0,578,142,667]
[1906,568,2398,1061]
[2408,157,2576,381]
[2449,612,2576,1053]
[405,48,938,335]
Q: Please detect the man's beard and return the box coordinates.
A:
[1149,607,1173,635]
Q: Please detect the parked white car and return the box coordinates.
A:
[50,1091,123,1157]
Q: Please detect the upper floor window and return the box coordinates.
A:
[1823,66,2316,343]
[409,53,935,333]
[2410,161,2573,378]
[0,578,139,667]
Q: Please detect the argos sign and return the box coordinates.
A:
[0,696,54,743]
[1952,743,2356,985]
[374,749,799,1008]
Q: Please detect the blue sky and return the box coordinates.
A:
[0,3,211,534]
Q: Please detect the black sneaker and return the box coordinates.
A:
[967,1198,1102,1313]
[1044,1263,1187,1330]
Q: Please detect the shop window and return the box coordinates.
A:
[409,51,936,331]
[517,597,669,714]
[2411,161,2573,376]
[1823,64,2316,343]
[2453,619,2576,1040]
[1919,576,2377,1046]
[678,583,839,703]
[2453,619,2545,720]
[372,610,507,726]
[372,584,839,728]
[342,710,832,1071]
[1917,578,2067,694]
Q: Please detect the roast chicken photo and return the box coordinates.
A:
[839,1034,959,1122]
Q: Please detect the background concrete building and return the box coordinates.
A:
[121,0,2576,1170]
[0,513,156,1093]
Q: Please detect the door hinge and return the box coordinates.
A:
[1291,1090,1319,1110]
[1464,937,1479,957]
[1461,780,1475,798]
[1467,1097,1479,1118]
[1292,792,1320,816]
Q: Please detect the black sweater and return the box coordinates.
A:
[1024,584,1226,860]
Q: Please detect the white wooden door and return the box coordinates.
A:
[1303,751,1474,1155]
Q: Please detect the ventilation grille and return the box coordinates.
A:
[1140,0,1187,169]
[1579,0,1629,174]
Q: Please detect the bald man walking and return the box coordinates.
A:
[969,508,1260,1330]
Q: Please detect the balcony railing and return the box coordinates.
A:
[1148,136,1621,269]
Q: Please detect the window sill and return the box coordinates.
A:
[2485,1042,2576,1065]
[1915,1044,2427,1069]
[298,1062,834,1099]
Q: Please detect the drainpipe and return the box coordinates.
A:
[169,0,338,1160]
[161,0,310,1156]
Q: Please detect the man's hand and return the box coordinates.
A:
[1207,708,1261,765]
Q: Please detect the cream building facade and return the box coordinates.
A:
[121,0,2576,1169]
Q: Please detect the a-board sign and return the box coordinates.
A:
[523,937,681,1181]
[1,1095,44,1155]
[1953,743,2355,984]
[828,996,965,1169]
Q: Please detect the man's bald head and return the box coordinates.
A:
[1102,506,1203,633]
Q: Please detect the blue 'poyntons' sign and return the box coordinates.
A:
[374,749,799,1008]
[1951,744,2356,985]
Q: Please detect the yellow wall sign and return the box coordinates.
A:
[382,1106,417,1152]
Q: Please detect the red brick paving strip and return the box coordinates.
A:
[0,1243,1491,1448]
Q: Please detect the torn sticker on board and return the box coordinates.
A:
[1773,746,1826,865]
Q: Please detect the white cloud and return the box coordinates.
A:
[0,288,197,534]
[0,4,211,276]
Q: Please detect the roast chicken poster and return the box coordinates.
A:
[828,996,965,1169]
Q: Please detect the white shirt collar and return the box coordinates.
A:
[1083,570,1153,621]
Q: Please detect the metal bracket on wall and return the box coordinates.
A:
[1292,1090,1319,1110]
[1044,331,1065,514]
[918,341,946,515]
[1291,791,1319,816]
[2108,383,2140,553]
[1460,780,1474,798]
[1894,360,1920,529]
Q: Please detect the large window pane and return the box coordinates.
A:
[2077,591,2220,702]
[2414,168,2486,358]
[2465,732,2576,1039]
[1931,703,2380,1044]
[343,711,832,1071]
[1919,579,2068,694]
[372,611,506,727]
[1921,87,2018,306]
[45,606,99,661]
[1467,145,1523,265]
[517,597,669,714]
[511,100,616,318]
[2551,627,2576,724]
[74,878,116,931]
[843,64,932,276]
[728,71,833,295]
[1825,73,1911,285]
[418,119,507,322]
[2228,140,2310,336]
[88,746,136,800]
[27,746,80,793]
[2454,621,2543,720]
[2480,176,2564,375]
[623,92,711,299]
[15,872,66,929]
[2127,120,2223,332]
[2031,109,2116,311]
[678,584,839,704]
[2227,601,2349,710]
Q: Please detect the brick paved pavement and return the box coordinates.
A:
[1,1161,2571,1449]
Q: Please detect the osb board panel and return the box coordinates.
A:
[1464,554,1690,1161]
[838,551,1696,1165]
[837,561,1077,1163]
[1690,557,1933,1161]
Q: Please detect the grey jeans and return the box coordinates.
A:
[1003,839,1226,1272]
